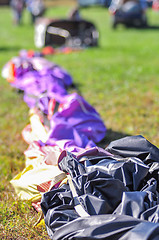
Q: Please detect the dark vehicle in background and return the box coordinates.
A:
[109,0,148,28]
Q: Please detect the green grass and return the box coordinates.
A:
[1,4,159,239]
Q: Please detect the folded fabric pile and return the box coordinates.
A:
[2,53,106,213]
[2,55,73,107]
[41,135,159,240]
[4,53,159,239]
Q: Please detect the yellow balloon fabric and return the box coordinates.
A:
[10,163,66,201]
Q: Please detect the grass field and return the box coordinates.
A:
[1,3,159,239]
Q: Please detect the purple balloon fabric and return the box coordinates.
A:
[2,54,107,152]
[47,93,106,144]
[2,56,73,108]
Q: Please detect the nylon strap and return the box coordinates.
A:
[67,175,90,217]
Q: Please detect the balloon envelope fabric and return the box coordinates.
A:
[41,135,159,239]
[2,52,107,218]
[2,56,73,108]
[47,92,107,147]
[3,52,159,239]
[22,93,106,152]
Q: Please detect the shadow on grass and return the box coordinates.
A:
[68,82,82,95]
[98,128,131,149]
[141,24,159,30]
[0,46,21,52]
[109,24,159,30]
[127,24,159,30]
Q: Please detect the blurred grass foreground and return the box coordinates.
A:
[1,1,159,238]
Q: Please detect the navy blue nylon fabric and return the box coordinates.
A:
[106,135,159,164]
[41,135,159,239]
